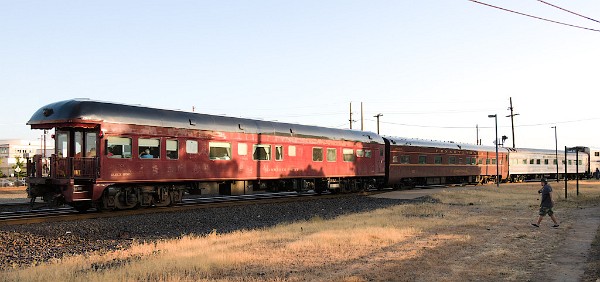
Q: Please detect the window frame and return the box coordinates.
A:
[209,142,232,160]
[186,140,198,154]
[326,148,337,162]
[343,148,354,162]
[106,136,132,159]
[275,145,284,161]
[253,144,271,161]
[166,139,179,160]
[139,138,160,159]
[312,147,324,162]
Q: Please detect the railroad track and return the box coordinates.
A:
[0,191,345,226]
[0,207,77,222]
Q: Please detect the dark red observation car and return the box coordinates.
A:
[26,99,386,211]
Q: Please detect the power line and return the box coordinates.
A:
[468,0,600,32]
[536,0,600,24]
[364,117,600,130]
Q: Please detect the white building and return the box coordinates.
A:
[0,139,54,177]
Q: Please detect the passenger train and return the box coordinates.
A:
[25,99,591,211]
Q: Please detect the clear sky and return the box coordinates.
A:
[1,1,599,150]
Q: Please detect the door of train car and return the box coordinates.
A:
[375,146,385,175]
[54,129,99,178]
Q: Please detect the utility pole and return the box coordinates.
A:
[361,102,364,131]
[374,113,383,134]
[349,102,354,129]
[476,124,479,145]
[506,97,519,149]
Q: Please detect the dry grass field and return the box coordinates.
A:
[3,181,600,281]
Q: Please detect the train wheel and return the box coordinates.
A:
[114,188,139,210]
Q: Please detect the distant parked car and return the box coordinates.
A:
[0,179,15,187]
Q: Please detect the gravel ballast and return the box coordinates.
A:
[0,195,417,270]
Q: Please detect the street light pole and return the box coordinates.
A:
[488,114,499,187]
[373,113,383,134]
[551,126,558,182]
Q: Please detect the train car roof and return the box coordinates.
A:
[385,137,587,155]
[384,136,497,152]
[504,147,585,155]
[28,99,384,144]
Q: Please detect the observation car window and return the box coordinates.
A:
[139,138,160,159]
[400,155,410,164]
[288,146,296,157]
[544,159,549,165]
[209,142,231,160]
[536,159,541,165]
[486,158,490,165]
[74,132,83,157]
[522,159,527,165]
[392,155,398,163]
[458,158,463,164]
[238,143,247,156]
[492,159,497,165]
[553,159,557,165]
[167,140,179,160]
[106,137,132,158]
[596,152,600,157]
[356,150,364,158]
[85,133,97,157]
[343,149,354,162]
[365,150,372,158]
[312,147,323,162]
[275,146,283,161]
[449,156,456,164]
[579,160,583,165]
[186,140,198,154]
[434,156,442,164]
[530,159,535,165]
[253,145,271,161]
[327,148,337,162]
[418,156,427,164]
[568,160,572,165]
[56,132,68,158]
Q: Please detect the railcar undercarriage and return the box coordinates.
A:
[100,184,185,210]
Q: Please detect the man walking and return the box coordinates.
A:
[532,178,559,228]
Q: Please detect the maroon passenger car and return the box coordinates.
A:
[384,137,508,187]
[26,99,386,211]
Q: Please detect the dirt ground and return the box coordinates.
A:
[1,184,599,281]
[374,184,600,281]
[548,204,600,282]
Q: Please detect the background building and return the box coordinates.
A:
[0,139,53,177]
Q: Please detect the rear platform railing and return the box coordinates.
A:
[27,155,98,180]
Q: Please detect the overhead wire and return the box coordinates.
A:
[536,0,600,24]
[467,0,600,32]
[363,117,600,130]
